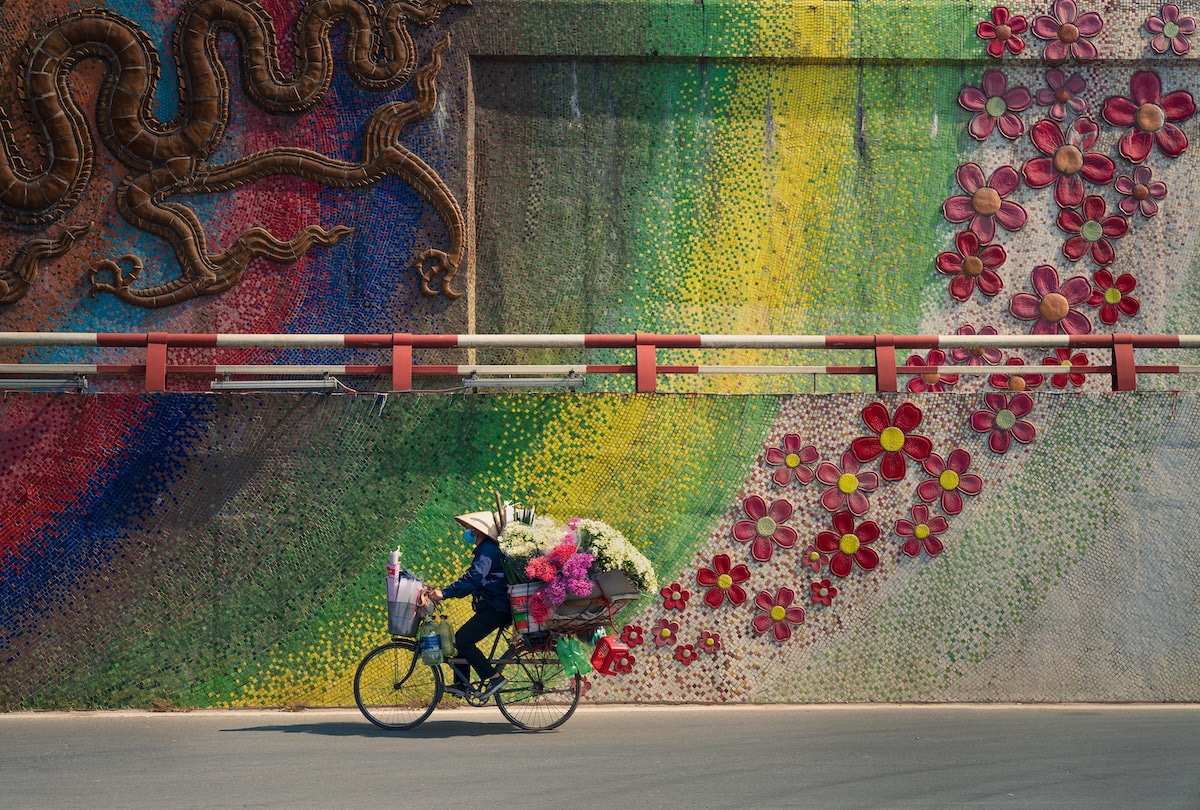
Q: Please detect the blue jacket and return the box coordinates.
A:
[441,538,511,614]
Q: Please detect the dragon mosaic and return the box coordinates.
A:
[0,0,468,308]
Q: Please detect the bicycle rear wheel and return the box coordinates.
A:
[354,640,443,730]
[495,644,581,731]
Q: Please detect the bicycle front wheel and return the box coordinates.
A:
[354,640,443,730]
[495,644,581,731]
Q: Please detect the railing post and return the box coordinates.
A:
[1112,333,1136,391]
[875,334,897,393]
[635,333,657,393]
[392,333,412,392]
[145,332,168,392]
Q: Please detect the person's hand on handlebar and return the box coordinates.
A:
[421,587,444,605]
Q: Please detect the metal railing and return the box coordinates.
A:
[0,331,1196,392]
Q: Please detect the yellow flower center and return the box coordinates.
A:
[837,473,859,494]
[784,452,800,468]
[704,637,715,646]
[939,470,960,491]
[1104,287,1122,305]
[660,627,672,638]
[755,517,778,537]
[809,550,821,562]
[880,426,905,452]
[770,606,787,622]
[839,533,860,555]
[915,523,930,540]
[716,573,733,590]
[818,587,829,598]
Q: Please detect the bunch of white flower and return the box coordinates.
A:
[574,518,658,593]
[498,516,571,583]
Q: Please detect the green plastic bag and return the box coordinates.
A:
[557,636,593,677]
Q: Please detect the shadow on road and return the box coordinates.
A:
[219,718,527,738]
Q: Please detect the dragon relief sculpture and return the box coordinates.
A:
[0,0,468,308]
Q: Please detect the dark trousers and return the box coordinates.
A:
[453,604,511,685]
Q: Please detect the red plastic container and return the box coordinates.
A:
[590,635,630,676]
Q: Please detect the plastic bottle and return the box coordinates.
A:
[418,615,443,666]
[438,614,456,658]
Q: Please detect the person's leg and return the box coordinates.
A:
[454,606,510,684]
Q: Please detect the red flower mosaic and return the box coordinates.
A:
[949,324,1003,367]
[1058,195,1127,265]
[942,163,1027,243]
[1009,265,1092,336]
[959,70,1032,140]
[1088,270,1140,325]
[905,350,959,394]
[978,6,1028,58]
[1146,4,1196,55]
[764,433,819,487]
[800,545,829,574]
[698,631,722,655]
[620,624,645,647]
[917,449,983,515]
[972,392,1037,454]
[937,231,1006,301]
[733,495,799,562]
[816,510,881,578]
[896,504,951,558]
[674,644,699,666]
[652,618,679,647]
[1021,118,1114,210]
[1102,71,1196,163]
[661,581,691,611]
[1036,69,1088,120]
[990,357,1044,392]
[751,587,806,642]
[810,578,838,607]
[612,654,635,674]
[816,450,879,516]
[1032,0,1104,63]
[1043,347,1089,388]
[697,553,750,609]
[1115,166,1167,218]
[850,401,933,482]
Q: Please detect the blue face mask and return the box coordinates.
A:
[463,528,475,543]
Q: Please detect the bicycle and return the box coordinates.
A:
[353,625,582,732]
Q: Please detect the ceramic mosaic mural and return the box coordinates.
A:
[3,0,1200,709]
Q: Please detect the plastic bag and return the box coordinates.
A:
[556,636,593,677]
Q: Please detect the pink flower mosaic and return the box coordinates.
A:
[764,433,818,487]
[978,6,1028,57]
[674,644,699,666]
[620,624,645,647]
[652,618,679,647]
[917,449,983,515]
[800,545,829,573]
[1102,71,1196,163]
[949,324,1003,367]
[1021,118,1114,210]
[1032,0,1104,63]
[751,587,806,641]
[1043,348,1089,388]
[1145,4,1195,54]
[1009,265,1093,336]
[990,357,1044,392]
[905,350,959,394]
[733,495,798,562]
[896,504,951,558]
[1088,270,1140,326]
[661,581,691,611]
[816,450,879,516]
[1115,166,1167,218]
[1058,195,1127,265]
[972,392,1037,454]
[1036,69,1088,120]
[942,163,1027,243]
[936,231,1006,301]
[959,70,1032,141]
[696,553,750,608]
[850,401,933,482]
[698,631,722,655]
[810,578,838,607]
[815,510,882,578]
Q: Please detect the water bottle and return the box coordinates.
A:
[418,616,443,666]
[438,614,456,658]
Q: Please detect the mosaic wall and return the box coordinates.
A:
[3,0,1200,708]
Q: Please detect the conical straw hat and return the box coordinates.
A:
[454,510,500,540]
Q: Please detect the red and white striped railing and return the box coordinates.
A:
[0,331,1197,392]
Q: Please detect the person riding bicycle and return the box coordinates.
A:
[421,510,511,700]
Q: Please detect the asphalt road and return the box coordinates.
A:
[1,704,1198,809]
